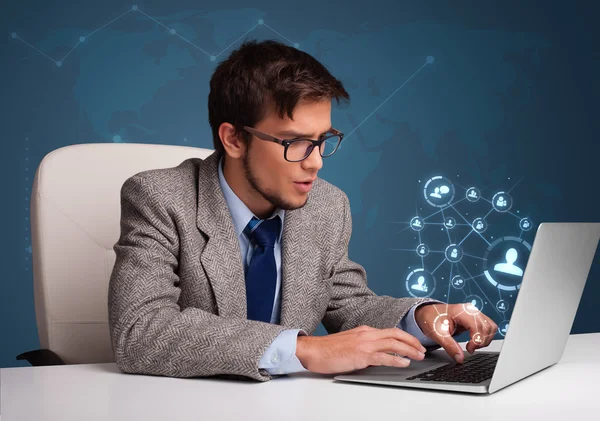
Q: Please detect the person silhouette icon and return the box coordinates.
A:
[501,323,509,334]
[413,219,422,227]
[469,190,478,198]
[430,187,442,199]
[499,302,505,310]
[430,185,450,199]
[466,300,479,312]
[494,248,524,276]
[446,220,454,227]
[496,196,507,207]
[441,319,450,332]
[411,276,428,292]
[450,249,458,259]
[523,221,530,228]
[474,334,482,344]
[476,221,484,230]
[419,246,426,255]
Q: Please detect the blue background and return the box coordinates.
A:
[1,0,599,368]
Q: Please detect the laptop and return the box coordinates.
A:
[334,222,600,394]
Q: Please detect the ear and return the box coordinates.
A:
[219,122,247,159]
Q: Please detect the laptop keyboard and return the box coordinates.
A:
[406,352,499,384]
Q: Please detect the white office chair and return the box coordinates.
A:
[18,143,214,365]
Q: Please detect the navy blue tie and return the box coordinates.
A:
[244,215,281,323]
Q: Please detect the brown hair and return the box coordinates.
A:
[208,39,350,155]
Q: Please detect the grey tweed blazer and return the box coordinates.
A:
[108,150,436,381]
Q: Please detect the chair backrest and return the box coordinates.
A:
[30,143,214,364]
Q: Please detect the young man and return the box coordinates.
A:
[108,39,497,381]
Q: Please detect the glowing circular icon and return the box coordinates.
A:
[520,217,533,231]
[405,268,436,298]
[472,217,488,233]
[466,187,481,202]
[463,295,484,315]
[483,236,532,291]
[433,313,454,338]
[498,320,510,337]
[451,275,466,290]
[445,244,463,263]
[410,216,425,231]
[444,217,457,230]
[492,191,513,213]
[472,332,484,345]
[416,243,429,257]
[423,176,455,208]
[496,300,509,313]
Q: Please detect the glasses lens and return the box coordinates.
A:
[286,136,342,161]
[320,135,341,157]
[287,140,314,162]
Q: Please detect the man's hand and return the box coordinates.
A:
[414,302,499,364]
[295,325,427,374]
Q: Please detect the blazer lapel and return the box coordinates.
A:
[280,205,313,328]
[196,152,247,319]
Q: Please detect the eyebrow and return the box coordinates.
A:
[274,126,333,139]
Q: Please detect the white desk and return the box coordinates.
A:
[1,333,599,420]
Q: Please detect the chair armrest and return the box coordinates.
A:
[16,349,66,366]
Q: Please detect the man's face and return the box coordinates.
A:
[242,99,331,211]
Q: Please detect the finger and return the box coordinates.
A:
[372,338,426,361]
[370,352,411,368]
[435,314,465,362]
[438,335,465,364]
[467,328,489,353]
[451,309,482,354]
[485,317,499,346]
[343,325,376,335]
[369,327,427,353]
[336,325,377,338]
[468,331,494,354]
[478,314,497,348]
[468,313,497,352]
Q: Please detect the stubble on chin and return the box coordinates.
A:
[243,151,310,211]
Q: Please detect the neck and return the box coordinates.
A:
[222,155,275,219]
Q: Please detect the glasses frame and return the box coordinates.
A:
[243,126,344,162]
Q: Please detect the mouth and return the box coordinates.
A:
[293,179,315,193]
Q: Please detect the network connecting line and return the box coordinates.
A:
[440,208,453,244]
[11,5,300,67]
[339,56,435,154]
[452,262,472,296]
[344,56,435,141]
[459,261,506,320]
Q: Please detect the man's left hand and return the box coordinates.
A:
[414,302,498,364]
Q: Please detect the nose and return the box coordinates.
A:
[301,144,323,171]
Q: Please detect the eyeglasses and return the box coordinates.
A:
[243,126,344,162]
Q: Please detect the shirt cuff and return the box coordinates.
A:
[398,301,445,347]
[258,329,308,375]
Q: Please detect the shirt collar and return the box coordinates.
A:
[217,156,285,242]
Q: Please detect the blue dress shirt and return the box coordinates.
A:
[217,157,442,375]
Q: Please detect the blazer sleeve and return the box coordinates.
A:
[108,174,288,381]
[321,192,440,334]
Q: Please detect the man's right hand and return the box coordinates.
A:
[295,325,427,374]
